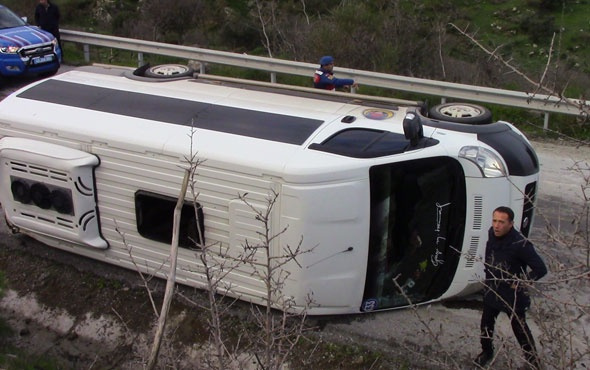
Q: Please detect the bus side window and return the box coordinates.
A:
[135,190,205,249]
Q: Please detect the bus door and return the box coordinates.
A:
[362,157,466,311]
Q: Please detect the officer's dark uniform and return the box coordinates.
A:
[480,226,547,368]
[35,1,61,49]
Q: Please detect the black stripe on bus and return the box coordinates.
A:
[17,79,324,145]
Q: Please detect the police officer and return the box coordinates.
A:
[313,56,358,91]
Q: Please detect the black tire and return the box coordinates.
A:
[144,64,194,79]
[429,103,493,125]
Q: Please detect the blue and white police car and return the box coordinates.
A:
[0,4,61,78]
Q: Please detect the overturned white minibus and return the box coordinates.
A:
[0,64,539,314]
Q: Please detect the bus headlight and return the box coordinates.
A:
[459,146,506,177]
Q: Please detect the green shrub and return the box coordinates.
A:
[519,14,557,43]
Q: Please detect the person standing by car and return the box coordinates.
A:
[313,56,358,91]
[474,206,547,369]
[35,0,61,55]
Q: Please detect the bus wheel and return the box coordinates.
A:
[429,103,493,125]
[144,64,194,79]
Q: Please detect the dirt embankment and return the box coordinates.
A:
[0,226,155,368]
[0,217,222,369]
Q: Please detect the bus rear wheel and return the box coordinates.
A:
[429,103,492,125]
[144,64,194,79]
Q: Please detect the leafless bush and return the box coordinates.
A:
[443,40,590,370]
[390,276,461,369]
[531,161,590,369]
[178,128,246,369]
[388,162,590,370]
[237,190,315,370]
[114,219,185,369]
[132,126,315,370]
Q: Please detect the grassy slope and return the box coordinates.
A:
[5,0,588,79]
[3,0,589,135]
[465,1,589,83]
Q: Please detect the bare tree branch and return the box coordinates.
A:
[449,22,589,120]
[146,168,191,370]
[255,0,273,58]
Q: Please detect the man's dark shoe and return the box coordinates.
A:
[474,350,494,367]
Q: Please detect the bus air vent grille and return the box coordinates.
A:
[19,211,75,229]
[8,161,69,183]
[465,236,480,268]
[472,195,483,230]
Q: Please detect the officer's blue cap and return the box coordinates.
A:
[319,56,334,66]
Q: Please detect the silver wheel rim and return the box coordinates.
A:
[439,105,483,118]
[148,64,190,76]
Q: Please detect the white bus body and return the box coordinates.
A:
[0,65,539,314]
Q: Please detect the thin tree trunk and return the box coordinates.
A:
[146,169,191,369]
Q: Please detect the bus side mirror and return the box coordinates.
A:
[403,112,423,146]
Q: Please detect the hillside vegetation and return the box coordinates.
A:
[6,0,590,135]
[8,0,588,88]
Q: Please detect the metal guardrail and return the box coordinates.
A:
[61,29,587,126]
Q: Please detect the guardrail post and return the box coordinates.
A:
[138,52,144,67]
[83,44,90,63]
[270,72,277,84]
[544,112,550,130]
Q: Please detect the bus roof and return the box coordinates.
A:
[1,68,444,182]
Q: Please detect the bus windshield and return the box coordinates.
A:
[363,157,466,311]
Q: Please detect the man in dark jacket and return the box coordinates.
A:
[313,56,358,91]
[475,206,547,369]
[35,0,61,52]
